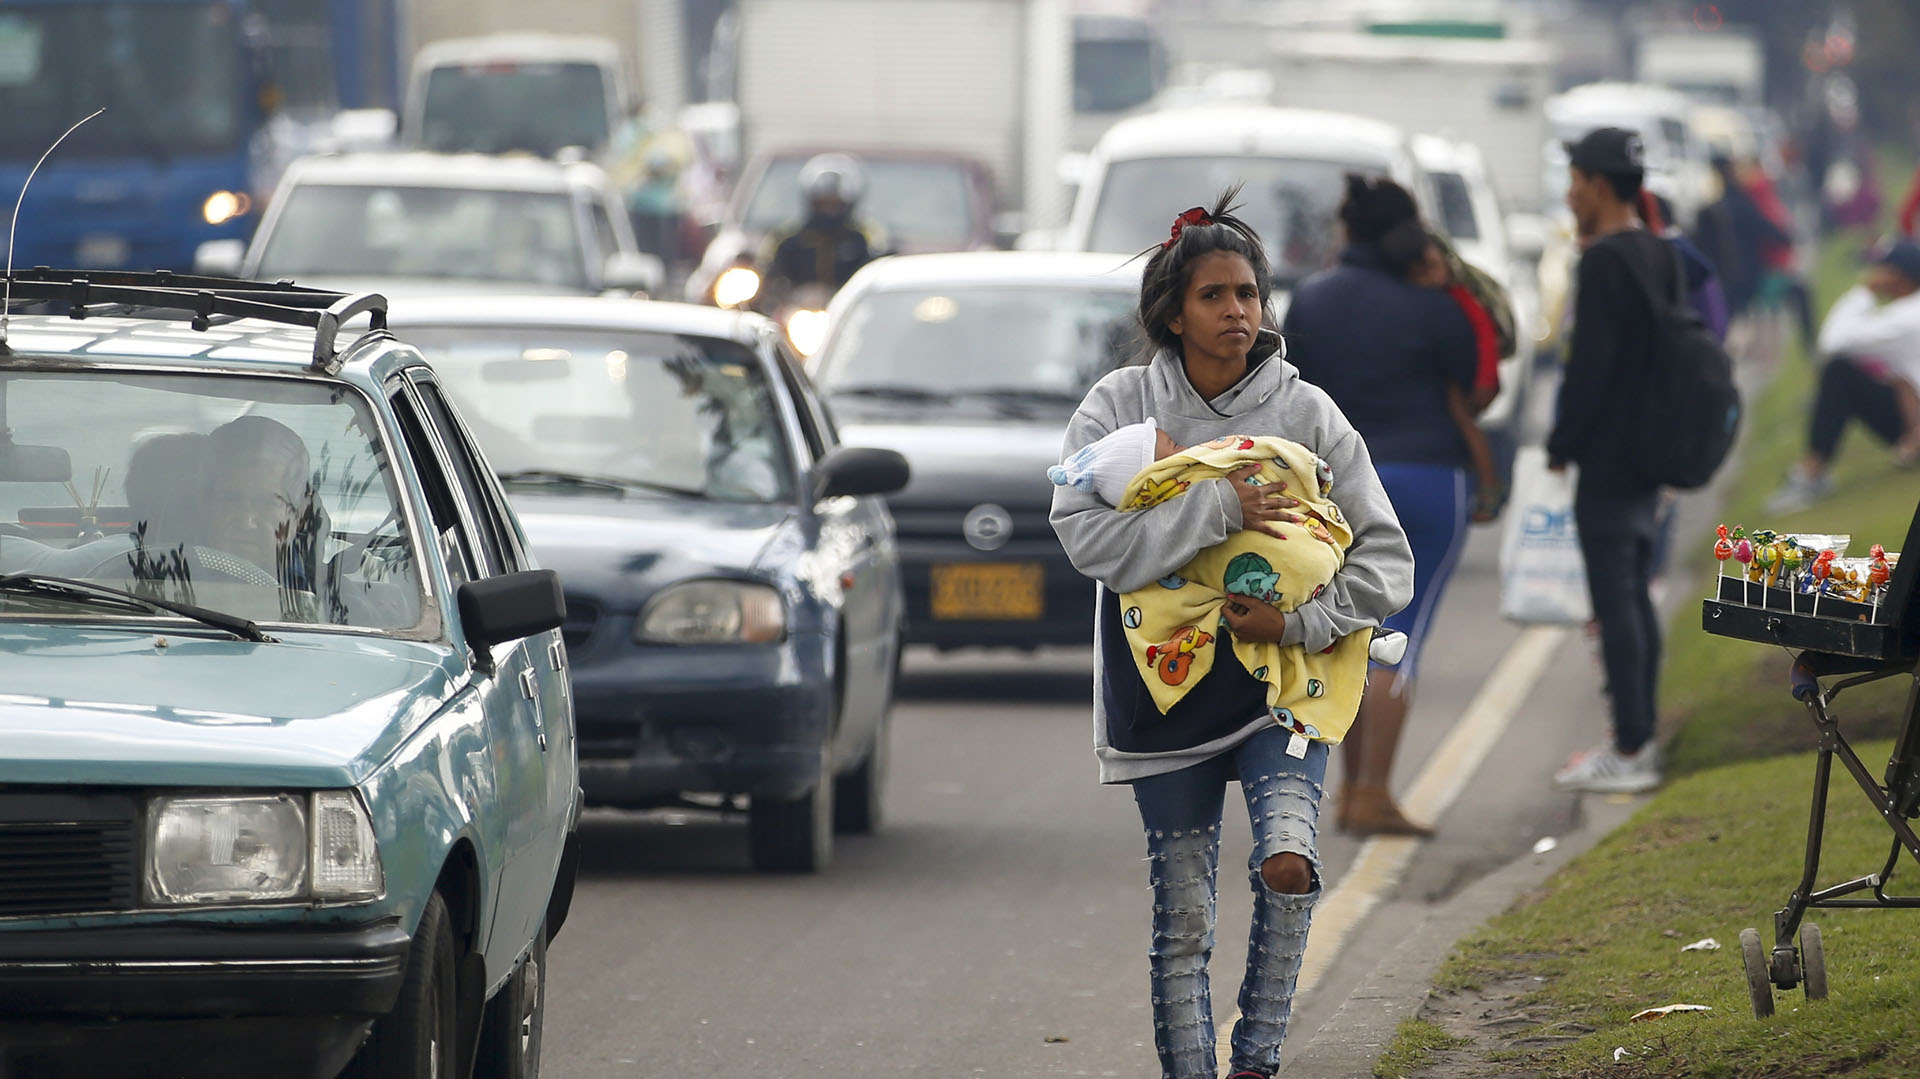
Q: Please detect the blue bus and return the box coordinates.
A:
[0,0,400,273]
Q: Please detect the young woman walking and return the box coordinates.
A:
[1050,189,1413,1079]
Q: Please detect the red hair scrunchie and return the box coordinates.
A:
[1163,206,1212,249]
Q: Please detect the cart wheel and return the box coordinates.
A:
[1799,922,1828,1000]
[1740,928,1775,1018]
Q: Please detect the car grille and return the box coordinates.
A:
[0,791,140,917]
[889,504,1057,547]
[562,595,601,651]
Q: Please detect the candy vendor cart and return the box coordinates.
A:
[1700,501,1920,1018]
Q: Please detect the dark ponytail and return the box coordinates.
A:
[1135,184,1275,358]
[1337,173,1419,249]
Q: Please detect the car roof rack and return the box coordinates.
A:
[0,268,388,374]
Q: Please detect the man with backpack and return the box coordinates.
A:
[1546,126,1740,794]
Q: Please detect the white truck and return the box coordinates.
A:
[728,0,1074,234]
[1262,26,1556,217]
[1635,26,1765,108]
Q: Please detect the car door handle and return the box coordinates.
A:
[519,666,548,751]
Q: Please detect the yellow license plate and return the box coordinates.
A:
[930,563,1043,620]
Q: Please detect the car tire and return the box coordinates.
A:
[749,752,834,873]
[834,711,888,835]
[341,892,459,1079]
[473,920,546,1079]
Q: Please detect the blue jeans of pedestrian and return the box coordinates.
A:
[1132,726,1328,1079]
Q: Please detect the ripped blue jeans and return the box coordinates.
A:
[1131,726,1327,1079]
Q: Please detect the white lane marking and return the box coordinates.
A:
[1215,625,1568,1068]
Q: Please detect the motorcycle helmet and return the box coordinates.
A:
[798,152,866,208]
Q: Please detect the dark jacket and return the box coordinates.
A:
[1546,228,1678,494]
[1280,245,1480,469]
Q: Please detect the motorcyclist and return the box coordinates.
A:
[759,153,886,303]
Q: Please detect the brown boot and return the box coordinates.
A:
[1340,786,1434,837]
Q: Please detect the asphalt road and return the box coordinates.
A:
[539,499,1640,1077]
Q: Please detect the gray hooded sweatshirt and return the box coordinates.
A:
[1050,332,1415,783]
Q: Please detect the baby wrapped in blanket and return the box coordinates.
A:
[1049,420,1404,745]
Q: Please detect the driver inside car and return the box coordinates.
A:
[200,416,324,593]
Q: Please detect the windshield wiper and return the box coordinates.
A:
[498,469,708,500]
[828,384,950,404]
[0,574,273,643]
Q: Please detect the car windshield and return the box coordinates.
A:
[255,184,587,288]
[408,327,796,504]
[1074,38,1161,113]
[813,285,1138,400]
[419,61,612,155]
[742,157,975,250]
[0,3,243,160]
[1430,170,1480,241]
[1088,156,1387,284]
[0,368,426,632]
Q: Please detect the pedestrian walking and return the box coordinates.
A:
[1280,174,1480,836]
[1765,238,1920,514]
[1050,188,1413,1079]
[1547,127,1676,794]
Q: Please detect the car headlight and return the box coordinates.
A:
[201,189,252,226]
[145,791,383,906]
[637,579,786,644]
[713,265,761,309]
[785,309,828,358]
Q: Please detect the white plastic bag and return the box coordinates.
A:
[1498,448,1592,624]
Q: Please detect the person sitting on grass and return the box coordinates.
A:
[1766,237,1920,515]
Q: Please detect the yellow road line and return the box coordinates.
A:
[1215,625,1568,1067]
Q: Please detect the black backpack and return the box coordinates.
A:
[1622,237,1742,489]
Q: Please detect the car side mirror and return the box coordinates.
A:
[602,251,666,296]
[458,569,566,670]
[813,446,909,501]
[194,239,245,278]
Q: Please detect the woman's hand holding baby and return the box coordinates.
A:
[1228,464,1303,539]
[1222,597,1287,643]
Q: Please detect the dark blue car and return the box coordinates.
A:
[398,297,908,872]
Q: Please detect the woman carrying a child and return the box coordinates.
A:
[1280,175,1485,838]
[1049,189,1413,1079]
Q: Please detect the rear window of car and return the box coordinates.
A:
[256,183,587,289]
[0,368,427,632]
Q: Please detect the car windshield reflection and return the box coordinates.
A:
[1089,156,1389,285]
[813,286,1137,402]
[255,184,588,288]
[0,371,426,631]
[411,328,795,504]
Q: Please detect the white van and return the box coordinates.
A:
[403,33,630,159]
[1058,105,1435,292]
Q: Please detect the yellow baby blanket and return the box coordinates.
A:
[1117,435,1370,744]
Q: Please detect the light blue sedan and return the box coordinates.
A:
[0,271,576,1079]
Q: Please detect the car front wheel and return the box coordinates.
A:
[341,891,458,1079]
[749,752,834,873]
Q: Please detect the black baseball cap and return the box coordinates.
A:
[1868,238,1920,282]
[1565,127,1647,177]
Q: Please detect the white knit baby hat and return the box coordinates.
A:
[1048,419,1159,506]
